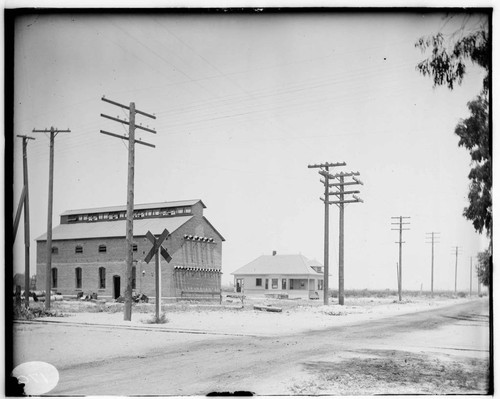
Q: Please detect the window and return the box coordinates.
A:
[282,279,287,290]
[98,245,107,253]
[184,207,191,214]
[177,208,184,214]
[272,278,278,289]
[132,244,138,252]
[75,267,82,289]
[75,245,83,254]
[99,267,106,289]
[256,278,262,287]
[265,279,269,289]
[51,247,58,254]
[132,266,136,290]
[51,268,58,288]
[318,280,324,290]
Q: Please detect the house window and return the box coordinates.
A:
[184,207,191,214]
[256,278,262,287]
[51,247,58,254]
[132,244,138,252]
[272,279,278,289]
[318,279,324,290]
[51,268,58,288]
[282,279,287,290]
[132,266,136,290]
[265,279,269,289]
[75,267,82,289]
[98,245,107,253]
[75,245,83,254]
[99,267,106,289]
[177,208,184,214]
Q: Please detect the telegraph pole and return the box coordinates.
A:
[425,232,440,297]
[391,216,410,301]
[308,162,346,305]
[14,135,35,308]
[451,246,462,293]
[470,256,473,297]
[32,127,71,310]
[329,171,363,305]
[100,96,156,321]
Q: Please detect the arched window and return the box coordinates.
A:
[99,267,106,289]
[75,267,82,289]
[131,266,136,290]
[98,245,107,253]
[51,268,58,288]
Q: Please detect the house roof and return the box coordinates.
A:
[60,199,206,216]
[36,216,194,241]
[231,254,323,277]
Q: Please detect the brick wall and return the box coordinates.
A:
[36,215,223,299]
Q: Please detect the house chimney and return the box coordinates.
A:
[272,250,277,256]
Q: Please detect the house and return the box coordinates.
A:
[35,199,225,300]
[231,253,324,299]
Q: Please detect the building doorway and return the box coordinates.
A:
[236,278,243,293]
[113,275,121,299]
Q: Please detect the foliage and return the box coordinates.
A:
[144,312,169,324]
[476,249,491,287]
[13,305,65,320]
[415,22,490,90]
[415,17,491,239]
[454,93,491,236]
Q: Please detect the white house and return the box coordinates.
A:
[231,253,324,299]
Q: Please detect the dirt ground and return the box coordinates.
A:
[11,295,491,395]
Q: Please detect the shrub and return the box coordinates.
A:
[143,313,169,324]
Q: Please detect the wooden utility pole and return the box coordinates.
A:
[391,216,410,301]
[14,135,35,308]
[32,127,70,310]
[425,232,440,297]
[100,96,156,321]
[308,162,346,305]
[451,246,462,294]
[470,256,473,297]
[329,171,363,306]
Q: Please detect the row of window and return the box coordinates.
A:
[52,244,138,255]
[51,267,137,290]
[67,207,192,223]
[255,278,324,290]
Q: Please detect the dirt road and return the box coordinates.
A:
[14,298,490,395]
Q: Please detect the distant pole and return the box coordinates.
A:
[100,96,156,321]
[32,127,71,310]
[425,232,440,298]
[470,256,473,297]
[17,135,35,308]
[452,246,461,293]
[391,216,410,301]
[307,161,346,306]
[155,248,161,319]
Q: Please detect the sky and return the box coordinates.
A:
[10,10,491,292]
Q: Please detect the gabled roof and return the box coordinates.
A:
[60,199,206,216]
[231,254,323,276]
[36,216,193,241]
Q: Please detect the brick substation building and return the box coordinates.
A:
[35,199,224,300]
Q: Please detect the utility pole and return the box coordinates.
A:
[32,127,71,310]
[329,171,363,305]
[308,162,346,305]
[470,256,473,297]
[100,96,156,321]
[425,232,440,297]
[391,216,410,301]
[14,135,35,308]
[451,246,462,293]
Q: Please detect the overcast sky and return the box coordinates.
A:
[11,10,490,291]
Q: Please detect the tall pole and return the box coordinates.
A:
[470,256,473,297]
[307,162,346,306]
[33,127,70,310]
[425,232,440,298]
[18,135,35,308]
[391,216,410,301]
[338,175,345,306]
[100,96,156,321]
[155,248,161,319]
[323,167,330,306]
[454,246,459,293]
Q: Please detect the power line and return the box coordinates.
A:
[425,232,440,297]
[391,216,411,301]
